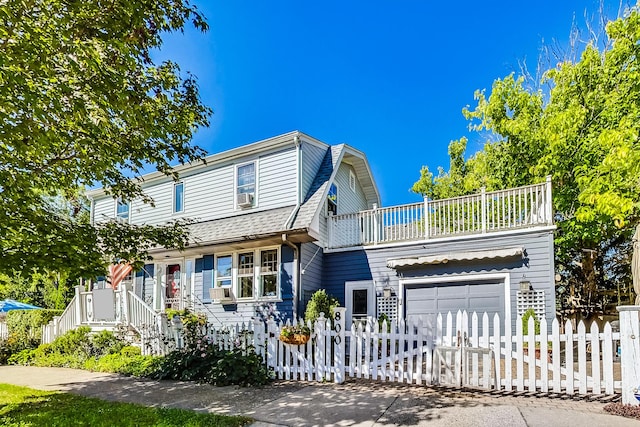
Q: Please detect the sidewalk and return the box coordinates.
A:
[0,366,635,426]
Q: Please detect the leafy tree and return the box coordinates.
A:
[413,5,640,314]
[0,1,212,277]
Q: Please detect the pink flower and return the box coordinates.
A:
[201,352,206,357]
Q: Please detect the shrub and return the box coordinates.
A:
[209,347,272,386]
[522,308,540,336]
[6,309,62,344]
[8,327,128,368]
[152,322,272,386]
[304,289,339,325]
[84,346,161,377]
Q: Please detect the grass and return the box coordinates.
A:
[0,383,252,427]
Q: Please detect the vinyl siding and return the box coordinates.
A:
[300,242,324,316]
[334,162,368,215]
[257,148,297,209]
[91,147,298,225]
[301,143,327,199]
[323,230,555,330]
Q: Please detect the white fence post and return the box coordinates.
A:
[334,307,346,383]
[74,285,83,326]
[617,306,640,406]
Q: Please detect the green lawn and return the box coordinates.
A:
[0,383,252,427]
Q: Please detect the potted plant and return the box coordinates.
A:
[279,324,311,345]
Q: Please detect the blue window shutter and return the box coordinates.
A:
[202,255,214,300]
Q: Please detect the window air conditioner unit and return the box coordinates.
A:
[237,193,254,207]
[209,287,236,304]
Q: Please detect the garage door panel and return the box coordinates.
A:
[405,280,504,320]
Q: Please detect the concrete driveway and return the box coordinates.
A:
[0,366,635,426]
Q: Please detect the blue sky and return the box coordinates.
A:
[155,1,625,207]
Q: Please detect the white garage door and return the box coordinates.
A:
[405,279,504,322]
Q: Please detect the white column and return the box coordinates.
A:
[617,306,640,405]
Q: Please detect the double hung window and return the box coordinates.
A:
[116,198,130,222]
[212,247,279,300]
[174,182,184,213]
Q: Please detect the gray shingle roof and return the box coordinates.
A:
[290,145,343,229]
[188,206,296,246]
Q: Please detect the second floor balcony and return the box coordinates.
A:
[327,177,553,250]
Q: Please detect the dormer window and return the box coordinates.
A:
[327,183,338,215]
[236,162,256,208]
[116,198,129,223]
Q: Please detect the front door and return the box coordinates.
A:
[165,264,182,310]
[345,281,375,327]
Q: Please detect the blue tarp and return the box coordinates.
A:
[0,299,42,313]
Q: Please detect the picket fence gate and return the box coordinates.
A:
[169,307,622,397]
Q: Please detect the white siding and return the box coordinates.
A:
[334,162,368,215]
[301,142,327,199]
[258,148,297,209]
[93,196,115,223]
[92,146,298,226]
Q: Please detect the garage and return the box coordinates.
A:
[404,279,505,322]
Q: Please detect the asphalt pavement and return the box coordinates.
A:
[0,366,636,426]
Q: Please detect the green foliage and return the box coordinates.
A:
[83,347,161,377]
[0,0,212,277]
[0,271,74,309]
[521,308,540,336]
[5,309,62,347]
[0,383,252,427]
[412,7,640,314]
[209,347,272,387]
[304,289,339,325]
[279,323,311,339]
[153,324,271,386]
[6,327,129,368]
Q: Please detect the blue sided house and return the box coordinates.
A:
[87,131,556,330]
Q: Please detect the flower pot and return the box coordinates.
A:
[279,334,310,346]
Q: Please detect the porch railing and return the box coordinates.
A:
[328,177,553,249]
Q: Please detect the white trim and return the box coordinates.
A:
[157,257,185,310]
[234,160,258,210]
[327,182,338,216]
[172,181,185,214]
[212,246,281,302]
[86,131,315,198]
[399,273,511,326]
[345,280,375,326]
[349,169,356,192]
[114,198,130,223]
[324,225,557,253]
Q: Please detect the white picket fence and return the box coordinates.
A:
[179,308,622,397]
[0,322,8,340]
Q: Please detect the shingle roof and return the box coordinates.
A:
[290,145,344,229]
[188,206,296,246]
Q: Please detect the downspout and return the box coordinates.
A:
[284,132,302,229]
[89,197,95,226]
[282,234,300,319]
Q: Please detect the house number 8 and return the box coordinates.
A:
[334,312,341,321]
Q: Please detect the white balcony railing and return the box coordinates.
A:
[327,177,553,249]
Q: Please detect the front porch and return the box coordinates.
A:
[327,177,553,249]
